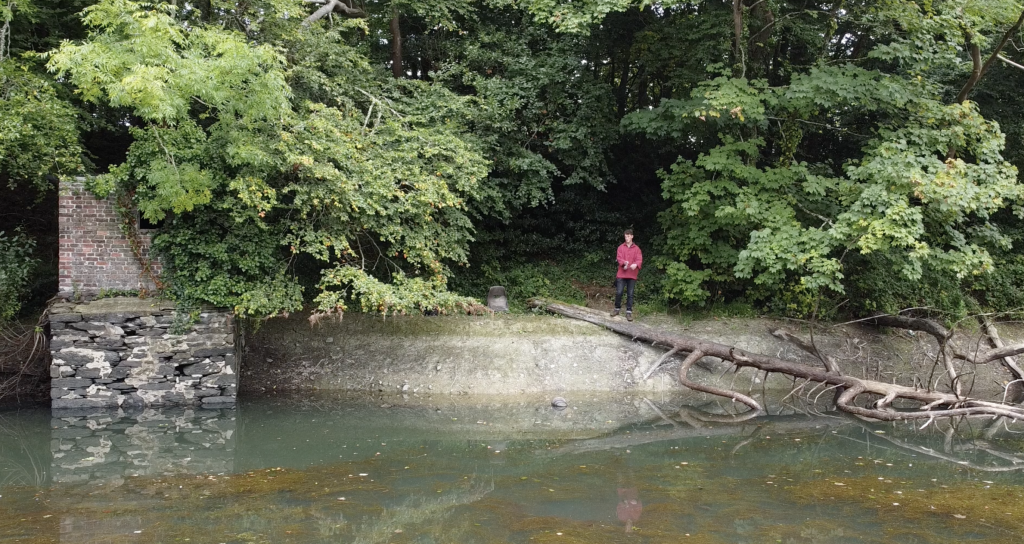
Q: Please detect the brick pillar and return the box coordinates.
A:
[59,178,160,297]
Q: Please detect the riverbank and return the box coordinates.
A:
[241,311,1021,403]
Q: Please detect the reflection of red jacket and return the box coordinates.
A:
[616,487,642,528]
[616,243,643,280]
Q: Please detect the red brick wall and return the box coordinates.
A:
[59,178,160,296]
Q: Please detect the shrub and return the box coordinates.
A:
[0,231,38,323]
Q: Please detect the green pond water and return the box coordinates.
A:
[1,394,1023,544]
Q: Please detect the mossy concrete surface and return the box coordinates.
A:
[242,312,1021,402]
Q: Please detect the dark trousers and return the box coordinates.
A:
[614,278,636,311]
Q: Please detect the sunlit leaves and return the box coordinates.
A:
[0,61,83,191]
[48,0,290,124]
[279,91,489,311]
[48,0,490,317]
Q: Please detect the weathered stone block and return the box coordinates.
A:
[51,388,74,399]
[52,397,121,409]
[122,393,145,408]
[51,366,76,378]
[55,348,120,366]
[94,337,125,349]
[181,361,223,376]
[50,313,83,323]
[68,322,107,333]
[201,374,236,387]
[194,388,222,398]
[193,346,232,358]
[85,313,133,324]
[49,338,74,349]
[107,367,131,380]
[162,392,188,404]
[52,377,94,389]
[76,368,109,379]
[52,331,91,344]
[100,324,125,336]
[138,382,175,391]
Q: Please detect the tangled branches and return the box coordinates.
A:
[530,299,1024,423]
[0,311,49,403]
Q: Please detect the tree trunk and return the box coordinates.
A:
[955,10,1024,104]
[390,8,403,79]
[732,0,745,78]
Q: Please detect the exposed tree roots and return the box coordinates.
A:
[529,299,1024,422]
[0,312,49,403]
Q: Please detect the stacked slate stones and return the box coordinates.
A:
[49,298,237,409]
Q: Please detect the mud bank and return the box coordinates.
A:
[241,313,1020,401]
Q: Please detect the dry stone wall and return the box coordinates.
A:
[49,298,237,409]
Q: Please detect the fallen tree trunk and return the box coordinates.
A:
[529,299,1024,422]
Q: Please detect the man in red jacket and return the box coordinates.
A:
[612,229,642,321]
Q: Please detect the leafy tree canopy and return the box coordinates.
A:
[3,0,1024,321]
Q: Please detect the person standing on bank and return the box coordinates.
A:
[612,229,642,321]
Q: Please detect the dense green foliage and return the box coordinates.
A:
[3,0,1024,320]
[0,230,37,322]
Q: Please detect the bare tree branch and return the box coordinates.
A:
[641,346,679,381]
[302,0,366,27]
[956,9,1024,103]
[979,316,1024,381]
[997,53,1024,71]
[771,328,841,374]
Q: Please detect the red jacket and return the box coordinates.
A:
[616,243,642,280]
